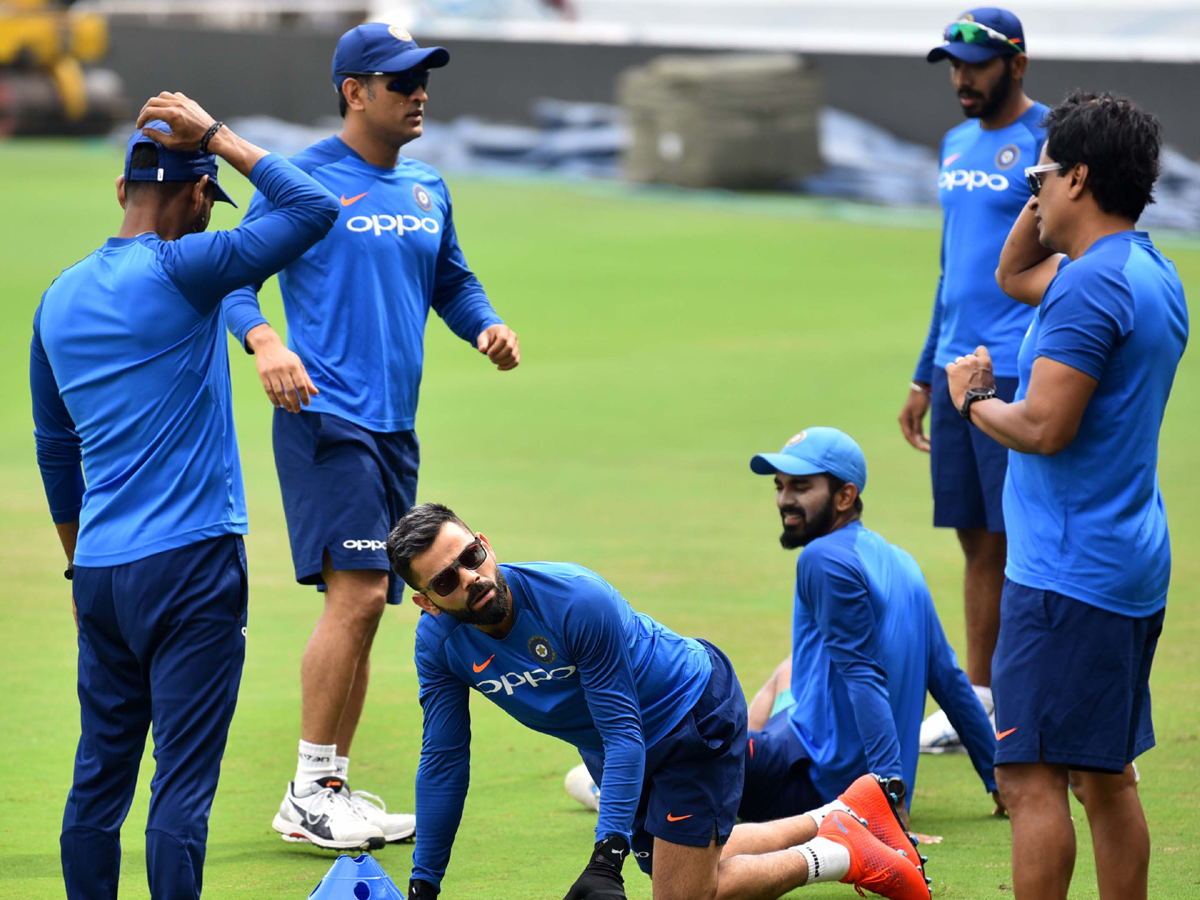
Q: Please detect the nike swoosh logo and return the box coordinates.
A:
[289,799,330,830]
[340,192,368,206]
[666,813,693,822]
[943,152,962,167]
[996,727,1018,740]
[473,655,495,673]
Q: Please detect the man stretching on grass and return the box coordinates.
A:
[389,503,931,900]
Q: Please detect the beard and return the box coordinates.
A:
[960,57,1014,120]
[435,568,511,626]
[779,495,837,550]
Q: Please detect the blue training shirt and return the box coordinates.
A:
[1004,231,1189,617]
[787,521,995,803]
[30,155,339,567]
[915,103,1048,381]
[411,562,712,889]
[223,136,503,433]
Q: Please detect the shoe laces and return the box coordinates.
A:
[348,789,387,814]
[305,783,371,820]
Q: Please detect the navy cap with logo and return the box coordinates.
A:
[750,427,868,493]
[928,7,1026,64]
[332,23,450,92]
[124,120,237,207]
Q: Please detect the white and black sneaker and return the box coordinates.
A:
[340,786,416,843]
[271,777,385,850]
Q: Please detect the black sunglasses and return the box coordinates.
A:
[1024,162,1064,196]
[338,69,430,96]
[422,537,487,597]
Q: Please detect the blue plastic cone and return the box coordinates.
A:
[306,854,406,899]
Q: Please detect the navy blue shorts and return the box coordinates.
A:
[992,578,1164,773]
[580,641,747,875]
[930,368,1017,533]
[740,709,823,822]
[273,409,419,604]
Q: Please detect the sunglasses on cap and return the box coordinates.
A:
[944,19,1024,54]
[421,537,487,597]
[1024,162,1064,195]
[338,68,431,95]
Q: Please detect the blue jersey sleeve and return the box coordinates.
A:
[30,305,85,524]
[158,154,339,316]
[430,182,503,344]
[221,188,274,349]
[560,577,645,844]
[925,613,997,792]
[411,629,473,890]
[798,543,904,780]
[1034,265,1133,382]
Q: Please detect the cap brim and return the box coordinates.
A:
[750,453,826,477]
[375,45,450,73]
[927,42,1011,64]
[210,179,237,208]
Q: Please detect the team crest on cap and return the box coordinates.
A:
[995,144,1020,170]
[785,431,807,447]
[413,183,433,211]
[388,25,413,41]
[528,636,556,665]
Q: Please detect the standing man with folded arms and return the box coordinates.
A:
[951,91,1187,900]
[898,8,1047,752]
[31,94,338,900]
[222,23,519,849]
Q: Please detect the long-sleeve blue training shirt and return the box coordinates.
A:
[31,154,339,566]
[787,521,996,803]
[222,136,503,433]
[411,562,712,889]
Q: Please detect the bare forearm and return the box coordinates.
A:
[996,201,1061,306]
[207,126,270,179]
[969,398,1047,454]
[56,521,79,565]
[245,321,282,353]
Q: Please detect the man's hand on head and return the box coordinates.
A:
[136,92,218,151]
[945,345,996,410]
[477,324,520,371]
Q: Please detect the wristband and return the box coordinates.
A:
[909,381,931,395]
[198,121,224,155]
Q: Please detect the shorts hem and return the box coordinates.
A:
[643,819,730,849]
[996,746,1134,775]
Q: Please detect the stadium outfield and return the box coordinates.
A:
[3,141,1197,899]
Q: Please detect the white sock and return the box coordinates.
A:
[295,740,337,792]
[793,836,851,885]
[805,799,850,828]
[972,684,995,715]
[335,755,350,782]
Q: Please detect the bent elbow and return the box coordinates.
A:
[994,265,1010,295]
[1029,424,1076,456]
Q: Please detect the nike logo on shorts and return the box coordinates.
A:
[666,813,693,822]
[996,727,1018,740]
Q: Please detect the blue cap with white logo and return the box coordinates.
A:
[124,120,236,207]
[750,427,868,493]
[332,23,450,92]
[928,7,1026,64]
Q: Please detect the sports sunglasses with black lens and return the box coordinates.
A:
[422,537,487,597]
[1024,162,1063,196]
[337,69,431,96]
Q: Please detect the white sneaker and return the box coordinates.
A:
[340,786,416,843]
[919,708,968,754]
[271,777,385,850]
[564,763,600,812]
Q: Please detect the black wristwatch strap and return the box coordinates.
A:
[960,387,997,420]
[64,565,74,581]
[198,121,224,154]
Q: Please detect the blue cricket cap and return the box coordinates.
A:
[332,23,449,92]
[928,8,1026,64]
[750,427,868,493]
[124,120,236,207]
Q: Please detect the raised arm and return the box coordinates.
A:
[995,197,1065,307]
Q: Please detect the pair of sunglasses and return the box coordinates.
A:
[338,69,431,96]
[1025,162,1063,196]
[944,20,1024,54]
[422,537,487,597]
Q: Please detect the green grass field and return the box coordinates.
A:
[2,140,1197,900]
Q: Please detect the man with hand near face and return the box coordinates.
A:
[899,8,1048,754]
[222,24,520,849]
[950,91,1187,900]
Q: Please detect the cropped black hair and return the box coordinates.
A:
[826,475,864,514]
[1043,90,1162,222]
[387,502,473,590]
[337,75,376,118]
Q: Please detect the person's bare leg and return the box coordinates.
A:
[996,762,1074,900]
[714,848,809,900]
[300,561,388,746]
[652,838,721,900]
[333,605,382,756]
[721,813,816,859]
[1074,766,1148,900]
[747,657,792,731]
[955,527,1006,686]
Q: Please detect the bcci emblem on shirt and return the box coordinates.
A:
[529,635,556,665]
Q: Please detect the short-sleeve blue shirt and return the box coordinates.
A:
[1004,231,1189,616]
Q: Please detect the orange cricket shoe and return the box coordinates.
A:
[817,810,931,900]
[839,775,924,874]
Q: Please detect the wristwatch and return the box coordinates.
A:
[959,386,997,421]
[880,775,907,807]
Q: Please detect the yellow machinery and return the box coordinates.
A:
[0,0,123,135]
